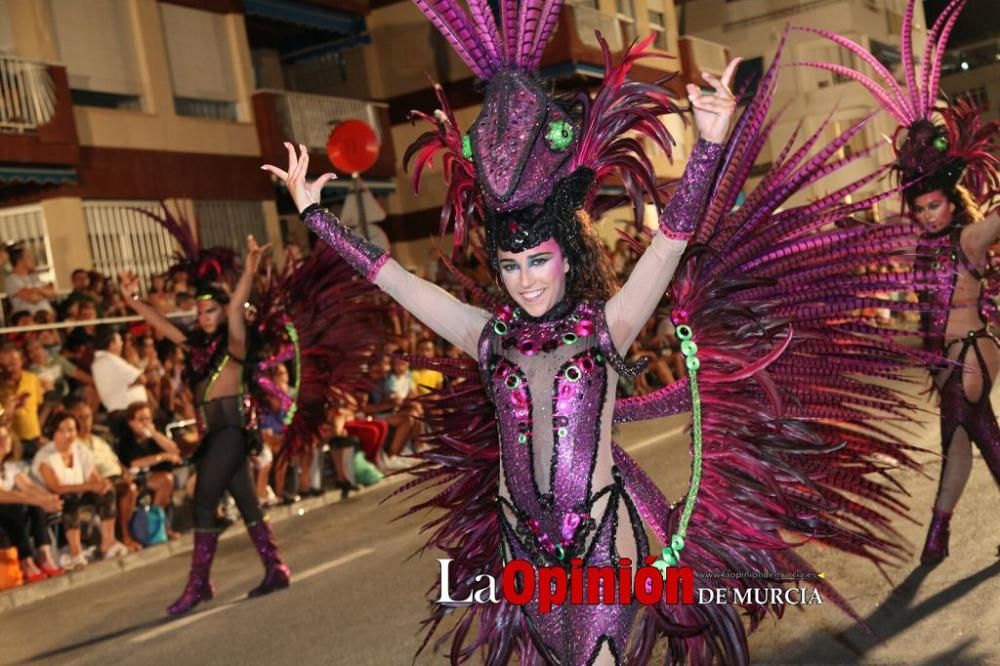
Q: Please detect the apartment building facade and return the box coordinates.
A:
[1,0,724,293]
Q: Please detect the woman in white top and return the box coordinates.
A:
[0,423,64,581]
[36,412,127,569]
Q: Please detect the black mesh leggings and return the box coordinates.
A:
[193,427,263,530]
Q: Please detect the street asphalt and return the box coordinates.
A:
[1,374,998,665]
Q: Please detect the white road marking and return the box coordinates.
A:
[129,547,374,644]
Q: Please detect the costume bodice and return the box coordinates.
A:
[917,228,998,348]
[478,300,640,563]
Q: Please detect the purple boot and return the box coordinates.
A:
[246,521,290,598]
[167,531,218,615]
[920,509,952,565]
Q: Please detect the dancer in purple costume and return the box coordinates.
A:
[263,0,954,662]
[266,57,735,661]
[799,0,1000,566]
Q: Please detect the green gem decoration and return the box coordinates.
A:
[676,325,692,340]
[562,332,578,345]
[680,340,698,357]
[671,534,685,551]
[461,134,472,159]
[932,136,948,152]
[505,374,521,389]
[518,433,528,444]
[545,119,574,151]
[652,559,669,575]
[565,365,582,382]
[931,261,942,270]
[686,356,701,371]
[554,545,566,560]
[660,547,678,566]
[494,320,509,335]
[557,427,568,438]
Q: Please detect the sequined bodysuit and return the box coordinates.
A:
[917,227,1000,488]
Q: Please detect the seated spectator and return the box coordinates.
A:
[25,338,68,427]
[34,411,128,569]
[0,423,64,582]
[115,402,181,540]
[170,271,191,297]
[3,243,55,317]
[410,338,445,395]
[363,355,419,470]
[91,326,149,423]
[146,274,176,314]
[36,311,63,356]
[0,343,44,460]
[260,364,299,504]
[59,268,101,319]
[65,398,141,552]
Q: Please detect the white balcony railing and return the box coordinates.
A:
[0,54,57,133]
[265,90,387,151]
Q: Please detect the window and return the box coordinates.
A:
[50,0,142,102]
[195,201,268,256]
[159,4,240,121]
[648,10,668,51]
[70,90,142,111]
[616,0,637,45]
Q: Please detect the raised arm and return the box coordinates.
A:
[227,235,270,358]
[121,271,187,345]
[263,143,490,357]
[604,61,737,353]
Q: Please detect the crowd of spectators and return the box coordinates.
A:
[0,230,700,591]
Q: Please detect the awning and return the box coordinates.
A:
[0,166,77,186]
[244,0,366,35]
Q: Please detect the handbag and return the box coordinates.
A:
[129,505,168,546]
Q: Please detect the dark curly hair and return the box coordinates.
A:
[491,209,619,306]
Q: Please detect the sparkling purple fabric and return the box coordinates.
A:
[301,207,389,282]
[915,230,1000,490]
[479,301,648,662]
[247,520,291,597]
[659,139,723,240]
[471,70,577,212]
[167,531,218,615]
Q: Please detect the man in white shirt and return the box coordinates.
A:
[91,327,149,415]
[3,243,55,316]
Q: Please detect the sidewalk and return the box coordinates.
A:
[0,471,411,614]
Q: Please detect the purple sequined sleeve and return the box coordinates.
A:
[659,138,723,240]
[300,205,389,282]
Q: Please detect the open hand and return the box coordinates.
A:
[687,58,740,145]
[261,142,337,214]
[244,235,272,275]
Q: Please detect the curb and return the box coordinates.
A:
[0,471,411,614]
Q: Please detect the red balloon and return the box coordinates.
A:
[326,120,380,174]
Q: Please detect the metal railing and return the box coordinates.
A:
[83,201,178,296]
[0,54,57,133]
[195,201,268,256]
[263,89,387,150]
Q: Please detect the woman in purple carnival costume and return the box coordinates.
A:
[122,233,291,614]
[798,0,1000,566]
[265,0,950,662]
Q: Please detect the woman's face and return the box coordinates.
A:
[152,276,166,292]
[497,238,569,318]
[25,340,46,365]
[912,190,955,234]
[53,417,78,449]
[128,408,154,437]
[197,298,226,334]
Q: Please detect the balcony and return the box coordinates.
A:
[536,5,684,95]
[253,89,395,179]
[678,35,731,87]
[0,55,79,165]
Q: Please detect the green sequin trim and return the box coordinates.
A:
[654,323,703,576]
[461,134,472,159]
[494,320,509,335]
[562,332,578,345]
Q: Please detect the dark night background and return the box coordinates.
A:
[924,0,999,45]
